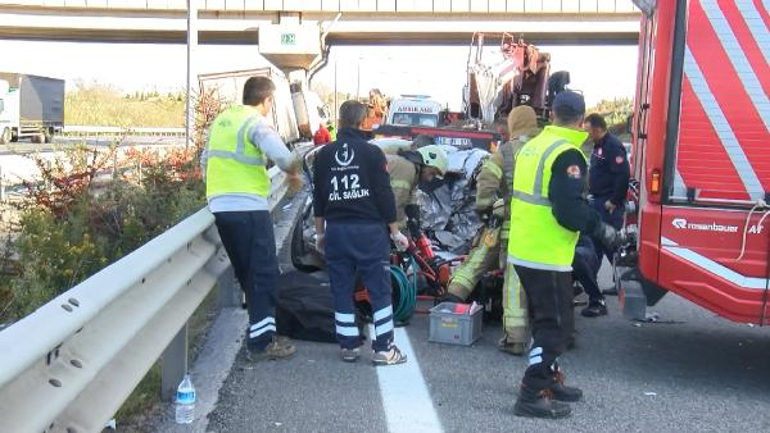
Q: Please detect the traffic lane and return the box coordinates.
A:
[411,291,770,432]
[207,338,389,433]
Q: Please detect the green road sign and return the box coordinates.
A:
[281,33,296,45]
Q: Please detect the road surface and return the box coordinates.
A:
[165,262,770,432]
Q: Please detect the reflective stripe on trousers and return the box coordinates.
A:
[502,262,528,343]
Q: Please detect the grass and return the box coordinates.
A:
[113,286,219,432]
[65,84,185,128]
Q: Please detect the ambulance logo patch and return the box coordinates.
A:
[335,143,355,167]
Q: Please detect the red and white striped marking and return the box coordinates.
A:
[676,0,770,202]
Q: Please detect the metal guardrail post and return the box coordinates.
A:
[161,323,188,402]
[217,266,242,308]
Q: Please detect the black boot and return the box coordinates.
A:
[550,370,583,402]
[581,300,608,317]
[514,385,572,419]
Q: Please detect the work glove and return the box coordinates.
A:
[315,233,325,255]
[390,231,409,252]
[592,222,622,250]
[604,199,618,215]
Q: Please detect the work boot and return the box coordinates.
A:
[440,292,466,304]
[246,336,296,362]
[372,345,408,366]
[581,300,608,318]
[514,385,572,419]
[341,347,361,363]
[498,336,527,356]
[551,370,583,402]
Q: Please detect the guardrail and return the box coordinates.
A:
[0,165,289,433]
[62,125,186,138]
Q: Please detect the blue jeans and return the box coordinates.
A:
[325,222,394,352]
[215,211,278,351]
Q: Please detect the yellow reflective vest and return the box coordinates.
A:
[507,125,588,271]
[205,105,270,200]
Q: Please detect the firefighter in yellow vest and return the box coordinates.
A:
[443,106,540,356]
[202,76,302,362]
[508,92,620,418]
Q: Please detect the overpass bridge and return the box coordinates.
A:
[0,0,641,44]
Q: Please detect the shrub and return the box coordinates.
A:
[0,88,222,323]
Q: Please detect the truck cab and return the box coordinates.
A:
[387,95,442,128]
[620,0,770,325]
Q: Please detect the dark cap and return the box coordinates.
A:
[552,91,586,120]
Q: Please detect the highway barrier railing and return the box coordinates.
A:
[62,125,186,138]
[0,165,290,433]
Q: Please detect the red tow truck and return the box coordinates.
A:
[618,0,770,325]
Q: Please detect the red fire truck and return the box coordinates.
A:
[619,0,769,325]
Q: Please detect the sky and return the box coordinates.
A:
[0,40,639,109]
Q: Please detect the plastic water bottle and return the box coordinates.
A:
[175,374,196,424]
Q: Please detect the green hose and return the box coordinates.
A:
[391,254,418,323]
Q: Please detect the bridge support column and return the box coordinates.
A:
[161,323,188,402]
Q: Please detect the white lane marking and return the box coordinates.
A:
[374,326,444,433]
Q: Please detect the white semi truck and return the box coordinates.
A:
[0,73,65,145]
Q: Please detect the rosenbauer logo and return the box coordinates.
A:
[671,218,739,233]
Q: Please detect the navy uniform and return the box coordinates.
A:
[588,132,630,263]
[313,125,407,365]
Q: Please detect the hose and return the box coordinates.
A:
[736,199,769,261]
[391,254,418,323]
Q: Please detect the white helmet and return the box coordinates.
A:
[415,145,448,176]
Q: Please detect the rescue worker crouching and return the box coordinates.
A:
[386,144,448,233]
[443,106,541,356]
[508,91,621,418]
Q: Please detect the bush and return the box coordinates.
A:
[0,145,205,321]
[0,88,221,323]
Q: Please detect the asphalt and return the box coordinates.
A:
[204,264,770,433]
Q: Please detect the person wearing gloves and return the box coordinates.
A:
[386,144,448,234]
[444,105,541,356]
[312,100,409,366]
[508,91,621,419]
